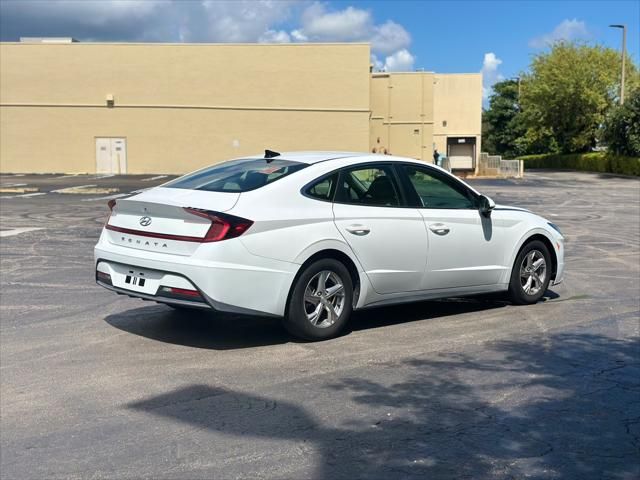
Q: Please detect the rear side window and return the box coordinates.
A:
[164,159,307,192]
[304,173,338,201]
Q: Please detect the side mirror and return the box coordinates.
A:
[478,195,495,217]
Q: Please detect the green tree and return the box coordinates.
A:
[603,89,640,157]
[519,42,639,153]
[482,80,527,158]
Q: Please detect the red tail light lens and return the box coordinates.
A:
[105,199,117,226]
[183,208,253,242]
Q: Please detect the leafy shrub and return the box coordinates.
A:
[519,152,640,176]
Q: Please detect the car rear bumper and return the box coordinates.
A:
[94,234,297,317]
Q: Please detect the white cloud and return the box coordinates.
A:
[371,49,415,72]
[290,29,308,42]
[259,30,291,43]
[481,52,504,101]
[294,3,411,54]
[384,49,415,72]
[371,54,384,71]
[197,1,298,43]
[298,3,371,41]
[529,19,589,48]
[294,2,414,71]
[371,20,411,55]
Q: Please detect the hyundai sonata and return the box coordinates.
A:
[95,151,564,340]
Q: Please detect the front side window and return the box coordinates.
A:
[336,165,401,207]
[164,158,307,192]
[402,165,476,209]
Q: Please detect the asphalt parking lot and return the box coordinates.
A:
[1,170,639,479]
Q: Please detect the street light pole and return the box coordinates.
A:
[609,24,627,105]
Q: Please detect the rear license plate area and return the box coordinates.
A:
[125,272,146,287]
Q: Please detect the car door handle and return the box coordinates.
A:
[346,225,370,236]
[429,223,450,235]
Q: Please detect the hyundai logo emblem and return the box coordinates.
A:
[139,216,152,227]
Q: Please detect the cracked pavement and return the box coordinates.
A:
[1,170,639,479]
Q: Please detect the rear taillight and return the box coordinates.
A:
[96,271,112,285]
[183,208,253,242]
[105,199,116,225]
[158,286,205,302]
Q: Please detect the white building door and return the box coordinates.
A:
[95,138,127,174]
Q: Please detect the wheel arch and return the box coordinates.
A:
[512,232,559,281]
[286,248,362,315]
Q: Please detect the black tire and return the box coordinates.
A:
[283,258,353,341]
[509,240,552,305]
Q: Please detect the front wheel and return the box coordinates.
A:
[283,259,353,341]
[509,240,551,305]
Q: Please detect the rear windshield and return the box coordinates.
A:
[163,158,307,192]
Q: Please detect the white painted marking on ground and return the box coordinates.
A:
[2,192,48,199]
[0,227,44,238]
[51,184,97,193]
[81,193,129,202]
[95,174,116,179]
[19,192,47,197]
[549,213,559,216]
[53,174,79,179]
[0,183,27,187]
[141,175,168,182]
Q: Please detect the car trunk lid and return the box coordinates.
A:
[105,188,240,256]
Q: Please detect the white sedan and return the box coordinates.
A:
[95,151,564,340]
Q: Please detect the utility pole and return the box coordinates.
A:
[609,24,626,105]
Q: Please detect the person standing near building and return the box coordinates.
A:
[433,149,440,165]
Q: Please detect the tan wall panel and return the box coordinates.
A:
[0,43,370,110]
[421,73,435,123]
[389,74,422,122]
[433,135,448,156]
[0,106,369,174]
[433,74,482,135]
[370,75,389,120]
[389,123,433,160]
[370,118,389,154]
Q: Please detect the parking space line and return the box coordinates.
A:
[0,227,44,238]
[141,175,168,182]
[1,192,48,199]
[81,193,129,202]
[51,185,97,193]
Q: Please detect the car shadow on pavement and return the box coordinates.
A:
[104,305,290,350]
[103,296,514,350]
[127,329,640,479]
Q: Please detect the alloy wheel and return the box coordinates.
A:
[520,249,547,296]
[303,270,346,328]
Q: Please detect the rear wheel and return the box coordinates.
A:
[283,259,353,341]
[509,240,551,304]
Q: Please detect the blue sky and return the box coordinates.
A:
[1,0,638,100]
[356,0,639,76]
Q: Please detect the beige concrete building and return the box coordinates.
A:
[0,41,481,174]
[370,72,482,169]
